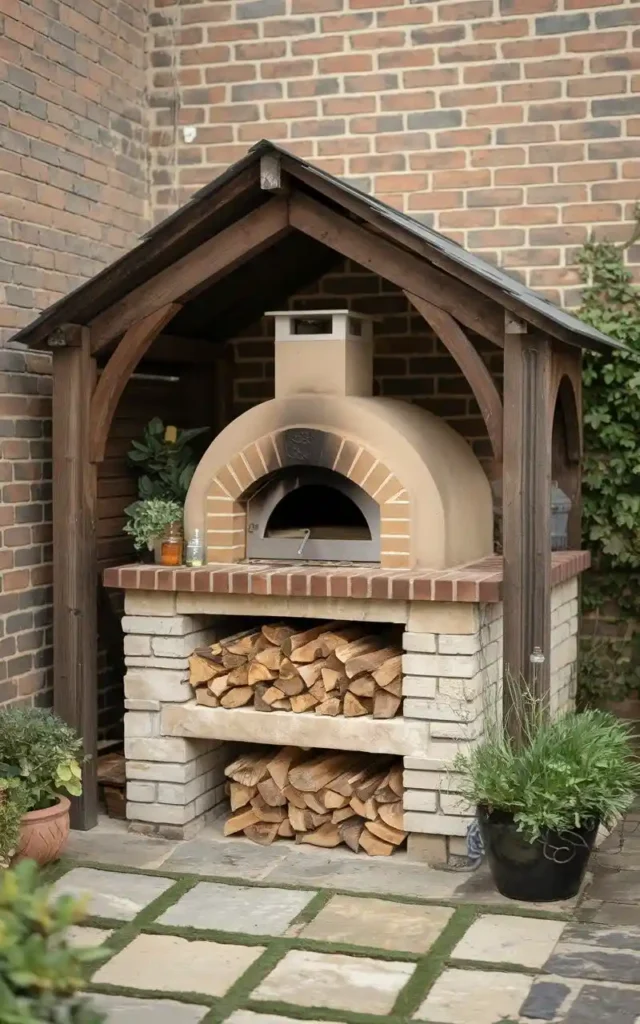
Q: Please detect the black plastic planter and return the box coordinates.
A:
[477,806,599,903]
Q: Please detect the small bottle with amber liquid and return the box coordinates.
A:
[160,520,184,566]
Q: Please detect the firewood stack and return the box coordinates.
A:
[188,621,403,719]
[223,746,406,856]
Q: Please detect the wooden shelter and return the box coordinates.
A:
[12,141,621,829]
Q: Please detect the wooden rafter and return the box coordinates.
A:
[90,303,181,463]
[406,290,503,466]
[288,192,503,345]
[90,198,289,352]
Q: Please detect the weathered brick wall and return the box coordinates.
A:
[148,0,639,304]
[0,0,150,711]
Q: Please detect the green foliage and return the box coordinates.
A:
[577,213,640,703]
[123,497,184,552]
[0,786,28,869]
[128,417,208,503]
[455,680,640,842]
[0,708,83,814]
[0,859,107,1024]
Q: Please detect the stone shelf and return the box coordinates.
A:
[161,701,430,758]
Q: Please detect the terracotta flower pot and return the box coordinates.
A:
[13,795,71,866]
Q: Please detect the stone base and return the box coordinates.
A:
[407,832,470,867]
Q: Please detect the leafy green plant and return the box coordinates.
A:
[123,497,183,552]
[576,210,640,705]
[128,417,208,503]
[455,679,640,842]
[0,708,83,814]
[0,859,107,1023]
[0,779,28,869]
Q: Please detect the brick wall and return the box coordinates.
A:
[0,0,150,711]
[148,0,640,305]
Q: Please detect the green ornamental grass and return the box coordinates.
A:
[455,690,640,842]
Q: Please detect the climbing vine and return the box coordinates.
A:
[578,206,640,704]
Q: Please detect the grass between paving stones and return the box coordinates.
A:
[48,856,566,1023]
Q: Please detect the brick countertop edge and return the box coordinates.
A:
[103,551,590,603]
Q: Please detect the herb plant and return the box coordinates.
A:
[123,497,183,552]
[127,417,208,503]
[0,708,83,812]
[0,859,107,1024]
[455,682,640,842]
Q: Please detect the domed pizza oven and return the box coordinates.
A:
[184,310,493,570]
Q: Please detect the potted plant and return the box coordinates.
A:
[455,686,640,902]
[123,418,207,562]
[123,496,184,561]
[0,859,107,1023]
[0,707,84,867]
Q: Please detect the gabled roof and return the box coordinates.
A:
[12,139,622,354]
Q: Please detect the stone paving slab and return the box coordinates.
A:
[65,821,175,871]
[252,949,415,1015]
[66,925,113,948]
[452,913,566,969]
[52,867,174,921]
[158,881,315,935]
[562,981,640,1023]
[89,992,210,1023]
[161,838,290,880]
[226,1014,326,1024]
[300,894,454,953]
[93,933,265,997]
[585,868,640,905]
[415,967,533,1024]
[544,921,640,983]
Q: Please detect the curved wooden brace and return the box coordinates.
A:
[405,289,504,465]
[89,302,180,463]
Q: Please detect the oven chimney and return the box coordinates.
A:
[266,310,373,399]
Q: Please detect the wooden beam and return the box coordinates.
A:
[90,198,289,352]
[289,191,503,345]
[90,303,181,463]
[52,328,98,830]
[406,290,503,466]
[502,327,553,722]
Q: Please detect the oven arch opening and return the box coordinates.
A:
[246,467,381,563]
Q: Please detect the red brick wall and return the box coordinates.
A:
[148,0,640,305]
[0,0,149,712]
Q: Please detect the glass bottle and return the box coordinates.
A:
[185,528,204,568]
[160,520,183,566]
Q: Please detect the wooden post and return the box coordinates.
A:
[502,322,553,722]
[52,327,98,829]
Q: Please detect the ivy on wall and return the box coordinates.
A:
[578,206,640,704]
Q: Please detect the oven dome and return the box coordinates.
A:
[184,392,493,570]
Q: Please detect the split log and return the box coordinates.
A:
[324,789,349,809]
[298,661,326,689]
[189,655,216,686]
[365,819,407,846]
[299,823,341,847]
[222,628,263,656]
[388,764,403,797]
[308,679,327,703]
[282,621,342,659]
[262,622,296,646]
[243,821,279,845]
[271,697,292,711]
[279,657,302,681]
[220,686,253,708]
[335,635,381,664]
[267,747,306,790]
[282,785,307,809]
[195,689,219,707]
[257,777,288,807]
[253,683,273,713]
[373,654,403,688]
[224,807,259,835]
[289,752,363,793]
[303,791,327,815]
[377,801,404,831]
[251,795,286,823]
[359,830,394,856]
[276,675,306,697]
[373,689,401,719]
[229,782,256,811]
[288,805,315,832]
[382,676,402,698]
[262,685,286,706]
[278,817,295,838]
[332,806,357,824]
[193,643,222,663]
[248,661,277,685]
[221,651,247,670]
[350,795,378,821]
[290,692,318,713]
[343,692,369,717]
[339,818,365,853]
[225,748,273,787]
[315,697,341,717]
[208,674,231,699]
[322,668,344,692]
[345,645,401,681]
[228,664,249,687]
[254,646,282,672]
[348,675,375,699]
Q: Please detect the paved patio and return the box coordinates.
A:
[55,813,640,1024]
